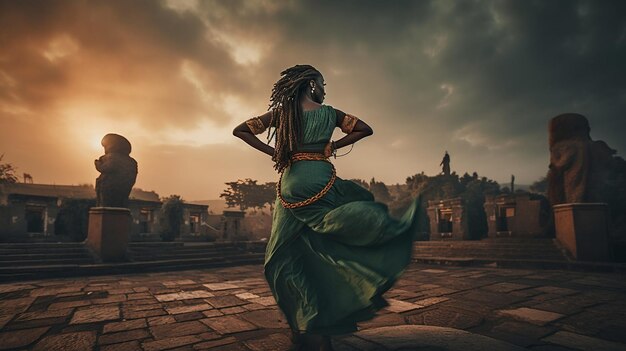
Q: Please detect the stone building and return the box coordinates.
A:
[0,183,213,242]
[426,198,469,240]
[176,203,214,241]
[0,183,86,239]
[220,210,247,241]
[127,193,163,241]
[0,183,162,241]
[484,193,551,238]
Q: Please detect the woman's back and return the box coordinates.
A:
[300,105,336,148]
[281,105,336,208]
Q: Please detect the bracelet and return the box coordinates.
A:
[331,141,337,158]
[245,117,266,135]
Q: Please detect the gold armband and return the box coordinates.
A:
[340,114,359,134]
[245,117,266,135]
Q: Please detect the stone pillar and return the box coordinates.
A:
[426,203,439,239]
[86,207,131,262]
[484,196,498,238]
[553,203,611,261]
[451,200,469,240]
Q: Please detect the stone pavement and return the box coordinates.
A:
[0,263,625,351]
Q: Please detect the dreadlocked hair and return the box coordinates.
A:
[267,64,322,172]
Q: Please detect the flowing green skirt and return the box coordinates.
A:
[264,160,419,335]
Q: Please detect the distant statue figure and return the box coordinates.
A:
[95,134,138,207]
[440,151,451,175]
[23,173,33,184]
[511,174,515,193]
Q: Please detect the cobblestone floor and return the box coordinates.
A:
[0,263,625,350]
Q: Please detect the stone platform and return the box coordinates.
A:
[0,263,625,350]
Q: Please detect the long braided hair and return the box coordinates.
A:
[267,64,322,172]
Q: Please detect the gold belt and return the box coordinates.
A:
[290,152,327,162]
[277,153,337,209]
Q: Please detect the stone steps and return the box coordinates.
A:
[413,248,565,256]
[0,248,90,255]
[412,238,576,268]
[0,243,96,268]
[0,258,96,266]
[0,241,266,282]
[412,245,564,252]
[129,248,244,261]
[0,243,88,256]
[0,254,93,262]
[0,253,265,282]
[0,242,85,248]
[413,239,557,247]
[0,252,93,260]
[126,243,266,263]
[126,243,252,259]
[6,238,622,282]
[412,256,626,273]
[128,246,239,253]
[128,242,234,249]
[414,253,567,260]
[413,243,560,248]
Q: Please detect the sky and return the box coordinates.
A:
[1,0,625,200]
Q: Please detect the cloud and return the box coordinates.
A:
[1,0,625,198]
[0,0,256,131]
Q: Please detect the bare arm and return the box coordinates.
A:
[335,119,373,149]
[233,111,274,156]
[324,109,373,157]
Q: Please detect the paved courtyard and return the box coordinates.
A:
[0,263,625,350]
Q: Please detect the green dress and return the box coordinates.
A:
[264,105,419,335]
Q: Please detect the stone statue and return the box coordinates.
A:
[547,113,626,260]
[547,112,626,205]
[547,113,621,204]
[547,113,591,204]
[440,151,451,176]
[95,134,138,207]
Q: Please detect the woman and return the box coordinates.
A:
[233,64,419,350]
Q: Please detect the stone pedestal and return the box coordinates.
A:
[553,203,611,261]
[86,207,131,262]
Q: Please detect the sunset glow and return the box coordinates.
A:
[1,1,624,200]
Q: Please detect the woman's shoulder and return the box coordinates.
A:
[302,104,334,115]
[318,104,342,115]
[323,105,341,120]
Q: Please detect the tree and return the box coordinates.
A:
[220,179,276,211]
[0,154,18,184]
[369,177,392,203]
[350,179,369,189]
[461,176,499,239]
[159,195,184,242]
[260,182,277,210]
[530,176,548,194]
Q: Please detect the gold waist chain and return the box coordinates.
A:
[277,153,337,209]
